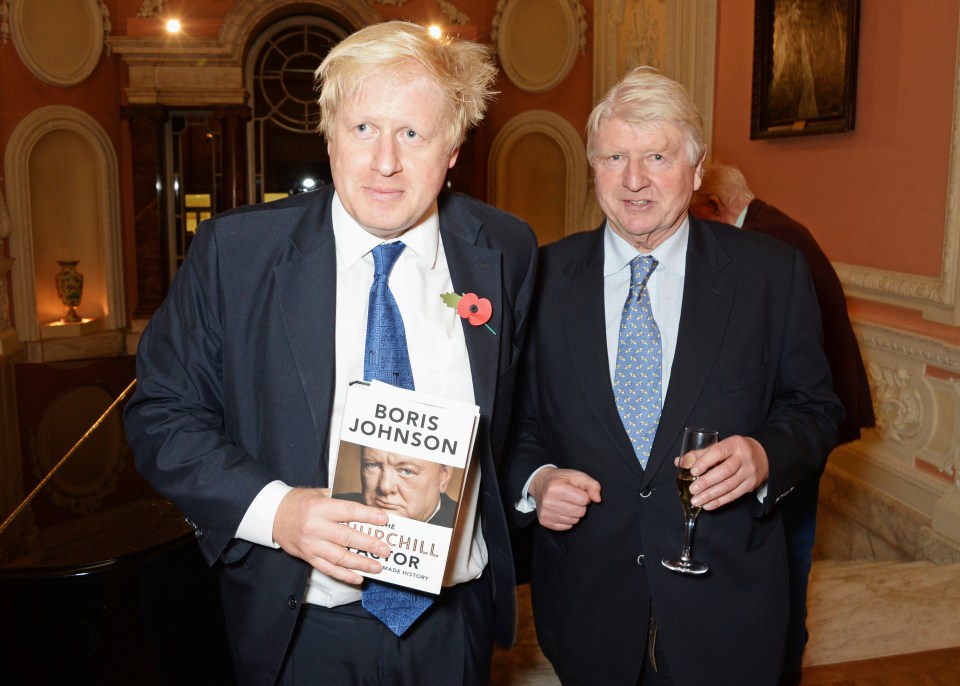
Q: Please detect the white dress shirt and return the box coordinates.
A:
[237,191,486,607]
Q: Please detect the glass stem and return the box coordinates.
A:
[680,515,697,562]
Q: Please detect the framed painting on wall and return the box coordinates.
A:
[751,0,861,139]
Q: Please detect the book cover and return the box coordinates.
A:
[331,380,480,594]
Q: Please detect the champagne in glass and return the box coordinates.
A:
[662,427,719,575]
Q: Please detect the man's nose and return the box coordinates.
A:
[377,468,399,493]
[623,159,649,191]
[371,136,401,176]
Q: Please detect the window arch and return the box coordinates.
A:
[245,17,349,203]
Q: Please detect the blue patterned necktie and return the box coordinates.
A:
[613,255,662,469]
[360,242,433,635]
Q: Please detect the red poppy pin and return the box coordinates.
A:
[441,292,497,335]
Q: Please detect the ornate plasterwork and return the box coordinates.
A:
[592,0,716,148]
[835,319,960,546]
[436,0,469,25]
[137,0,164,17]
[868,363,923,445]
[98,0,111,54]
[373,0,468,24]
[1,1,9,45]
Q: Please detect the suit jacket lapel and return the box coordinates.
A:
[642,217,736,486]
[563,229,646,479]
[273,189,338,483]
[439,203,502,419]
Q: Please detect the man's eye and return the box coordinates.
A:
[356,123,369,133]
[399,468,416,477]
[404,129,419,140]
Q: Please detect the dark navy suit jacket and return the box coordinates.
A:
[505,216,842,686]
[124,186,537,685]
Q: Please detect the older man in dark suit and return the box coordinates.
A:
[505,67,842,686]
[124,21,537,686]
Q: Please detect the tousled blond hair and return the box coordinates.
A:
[315,21,497,152]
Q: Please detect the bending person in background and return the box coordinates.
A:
[691,162,875,686]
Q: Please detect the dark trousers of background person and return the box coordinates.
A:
[778,472,822,686]
[277,572,493,686]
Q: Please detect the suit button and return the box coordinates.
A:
[287,595,298,609]
[636,554,645,567]
[639,487,653,498]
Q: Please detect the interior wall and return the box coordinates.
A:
[711,0,957,280]
[711,0,960,552]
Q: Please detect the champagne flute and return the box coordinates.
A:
[661,427,719,575]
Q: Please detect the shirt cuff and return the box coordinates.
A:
[756,481,768,503]
[235,480,293,548]
[514,464,556,513]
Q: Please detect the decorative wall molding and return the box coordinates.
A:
[836,32,960,326]
[868,363,923,445]
[436,0,469,25]
[136,0,164,18]
[493,0,585,94]
[97,0,111,54]
[0,1,10,45]
[4,106,125,346]
[592,0,716,148]
[111,0,381,105]
[31,386,126,514]
[9,0,105,86]
[488,110,588,237]
[844,318,960,546]
[492,0,586,56]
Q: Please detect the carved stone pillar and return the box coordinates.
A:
[214,105,252,212]
[121,105,168,319]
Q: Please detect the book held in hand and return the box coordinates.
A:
[331,380,480,594]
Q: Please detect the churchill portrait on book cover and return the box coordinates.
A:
[334,444,462,528]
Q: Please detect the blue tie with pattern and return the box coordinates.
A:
[360,242,433,635]
[613,255,662,468]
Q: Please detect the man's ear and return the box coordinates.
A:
[708,196,724,217]
[438,465,453,493]
[447,147,461,169]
